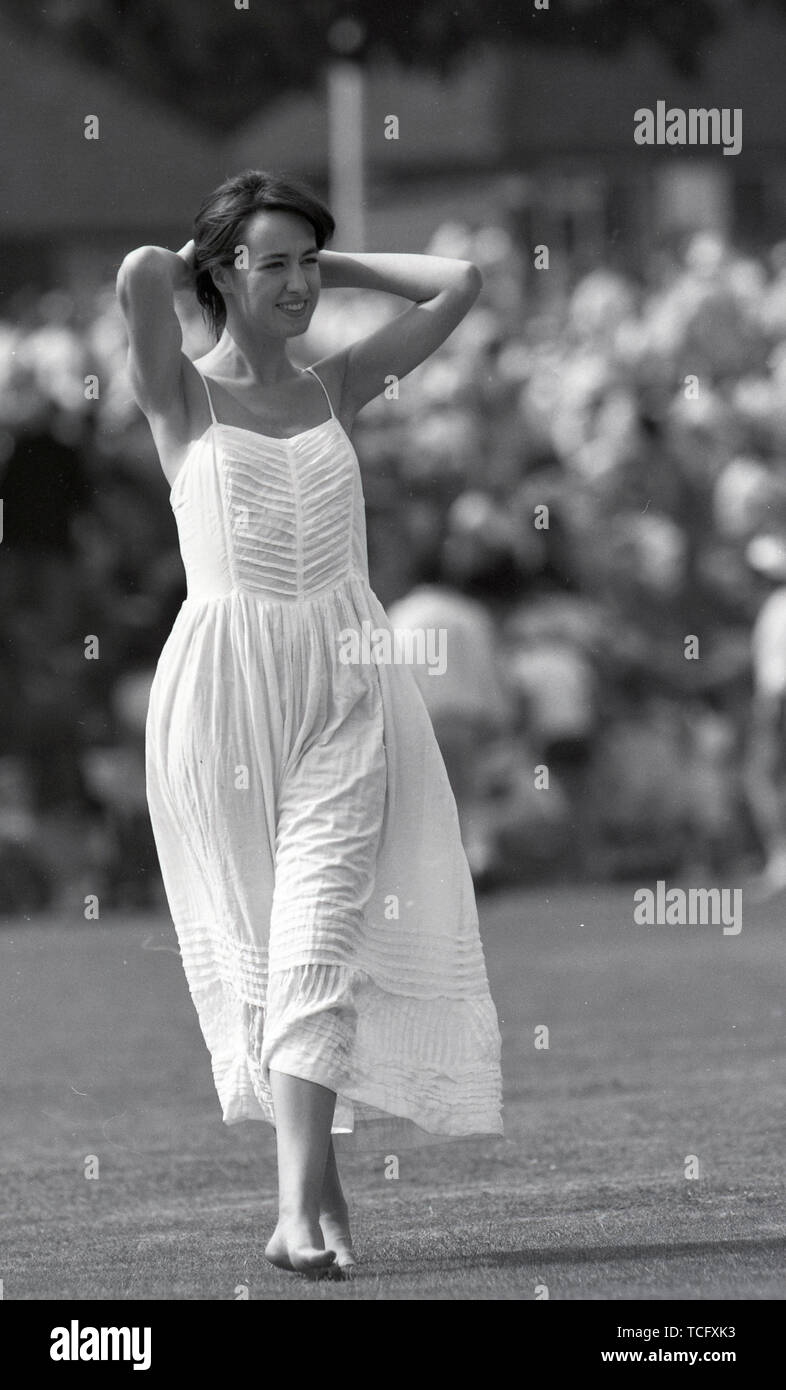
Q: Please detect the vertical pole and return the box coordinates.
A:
[327,59,366,251]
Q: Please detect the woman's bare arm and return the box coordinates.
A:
[316,249,482,415]
[115,241,196,418]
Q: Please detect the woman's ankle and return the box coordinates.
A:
[319,1173,352,1230]
[276,1201,322,1228]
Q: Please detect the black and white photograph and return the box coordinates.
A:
[0,0,784,1343]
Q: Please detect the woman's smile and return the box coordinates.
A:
[277,298,310,317]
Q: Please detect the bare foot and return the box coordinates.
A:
[320,1140,359,1275]
[264,1217,337,1278]
[320,1200,358,1276]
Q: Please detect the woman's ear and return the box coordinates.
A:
[211,262,234,297]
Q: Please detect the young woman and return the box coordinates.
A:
[116,169,503,1279]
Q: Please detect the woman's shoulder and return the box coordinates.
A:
[306,350,355,431]
[306,351,349,405]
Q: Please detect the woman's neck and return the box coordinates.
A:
[208,323,298,387]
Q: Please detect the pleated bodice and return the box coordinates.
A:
[169,416,370,606]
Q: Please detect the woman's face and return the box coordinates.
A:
[215,209,321,337]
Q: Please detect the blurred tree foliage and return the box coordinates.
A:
[1,0,783,132]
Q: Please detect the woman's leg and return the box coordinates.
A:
[264,1069,338,1275]
[320,1138,357,1271]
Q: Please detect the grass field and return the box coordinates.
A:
[0,881,784,1300]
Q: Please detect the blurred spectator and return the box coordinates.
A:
[0,756,53,914]
[743,534,786,895]
[0,397,92,628]
[501,597,599,878]
[80,668,162,910]
[681,697,743,878]
[387,583,512,882]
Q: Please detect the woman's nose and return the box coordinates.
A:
[285,267,308,293]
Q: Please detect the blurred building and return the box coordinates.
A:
[0,20,223,295]
[1,5,785,289]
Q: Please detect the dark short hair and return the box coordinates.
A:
[193,169,335,338]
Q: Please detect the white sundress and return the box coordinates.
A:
[145,363,503,1141]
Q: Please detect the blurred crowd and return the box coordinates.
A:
[3,223,786,912]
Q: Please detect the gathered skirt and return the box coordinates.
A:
[145,573,503,1141]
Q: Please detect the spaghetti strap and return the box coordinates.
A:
[303,365,336,419]
[195,368,218,425]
